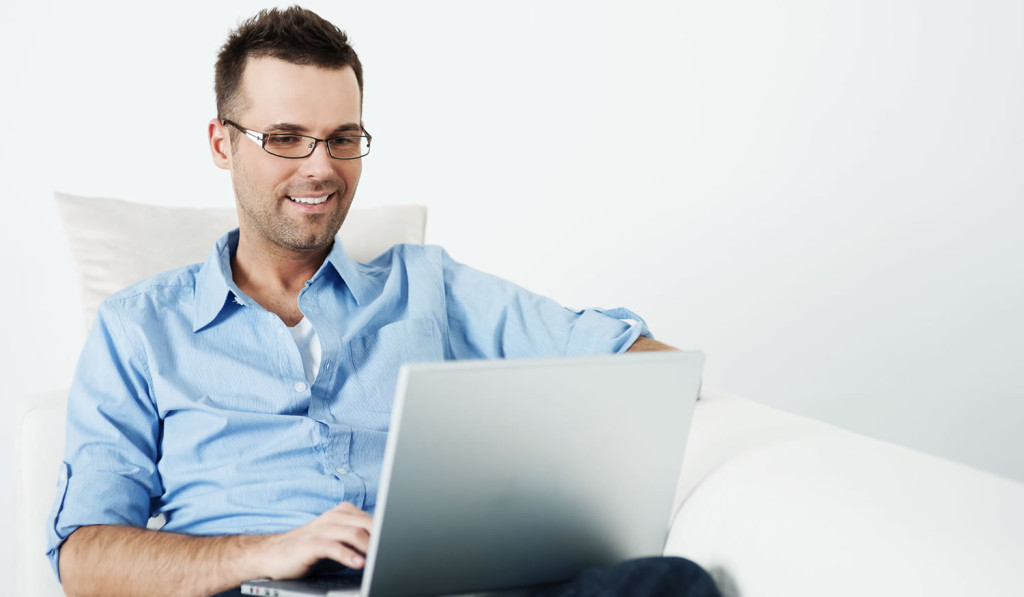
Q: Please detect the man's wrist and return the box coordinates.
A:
[225,533,273,583]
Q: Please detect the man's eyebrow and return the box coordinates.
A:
[330,123,364,135]
[263,122,362,135]
[264,122,307,133]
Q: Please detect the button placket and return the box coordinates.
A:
[325,422,352,482]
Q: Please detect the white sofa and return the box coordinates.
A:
[15,195,1024,596]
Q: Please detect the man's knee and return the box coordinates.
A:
[557,556,720,597]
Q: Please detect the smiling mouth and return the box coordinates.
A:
[288,193,333,205]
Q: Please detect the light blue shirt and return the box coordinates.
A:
[46,230,649,576]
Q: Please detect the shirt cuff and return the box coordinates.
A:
[46,464,154,581]
[565,307,651,356]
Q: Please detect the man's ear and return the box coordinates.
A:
[209,118,231,170]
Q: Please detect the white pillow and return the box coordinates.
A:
[55,192,427,329]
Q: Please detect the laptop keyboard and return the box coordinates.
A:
[302,575,363,590]
[241,574,364,597]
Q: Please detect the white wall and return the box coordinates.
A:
[2,0,1022,585]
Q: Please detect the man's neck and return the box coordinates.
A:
[231,233,331,326]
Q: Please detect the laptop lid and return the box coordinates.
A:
[360,351,704,596]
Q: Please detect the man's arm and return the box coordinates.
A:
[627,336,678,352]
[59,502,372,597]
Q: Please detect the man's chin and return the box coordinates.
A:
[281,233,337,253]
[277,215,346,251]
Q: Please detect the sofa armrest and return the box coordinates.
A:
[673,389,840,510]
[15,390,69,597]
[669,390,1024,597]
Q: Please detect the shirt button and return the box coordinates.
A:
[336,467,347,475]
[294,382,307,392]
[277,328,285,335]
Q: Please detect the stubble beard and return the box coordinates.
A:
[233,172,353,255]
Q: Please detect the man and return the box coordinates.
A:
[47,7,716,596]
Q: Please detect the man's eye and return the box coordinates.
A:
[328,137,357,147]
[267,135,304,147]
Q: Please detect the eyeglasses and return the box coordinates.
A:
[221,119,372,159]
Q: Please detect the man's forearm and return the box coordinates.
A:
[59,524,263,597]
[59,503,373,597]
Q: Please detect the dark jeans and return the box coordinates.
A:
[213,556,720,597]
[532,557,720,597]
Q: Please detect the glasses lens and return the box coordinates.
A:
[264,134,316,158]
[327,136,370,159]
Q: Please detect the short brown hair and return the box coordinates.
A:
[215,6,364,119]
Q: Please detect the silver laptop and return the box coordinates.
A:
[243,351,704,597]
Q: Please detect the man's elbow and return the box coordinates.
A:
[627,336,679,352]
[58,526,100,597]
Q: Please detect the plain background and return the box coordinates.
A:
[1,0,1022,584]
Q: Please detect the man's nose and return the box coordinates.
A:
[300,140,336,176]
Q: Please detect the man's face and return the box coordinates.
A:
[211,57,363,256]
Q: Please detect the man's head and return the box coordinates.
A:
[215,6,364,121]
[208,6,366,258]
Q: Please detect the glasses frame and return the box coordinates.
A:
[221,119,372,160]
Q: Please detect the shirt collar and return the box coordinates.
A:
[321,238,374,306]
[191,230,373,332]
[192,230,243,332]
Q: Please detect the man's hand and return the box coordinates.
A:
[59,502,374,597]
[252,502,374,580]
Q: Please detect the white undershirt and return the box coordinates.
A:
[288,317,322,385]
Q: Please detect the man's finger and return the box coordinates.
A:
[315,539,367,570]
[313,522,372,555]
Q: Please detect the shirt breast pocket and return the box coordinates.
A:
[350,317,445,412]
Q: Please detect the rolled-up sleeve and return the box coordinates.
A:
[440,249,650,359]
[46,301,162,580]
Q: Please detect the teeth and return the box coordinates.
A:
[289,194,330,205]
